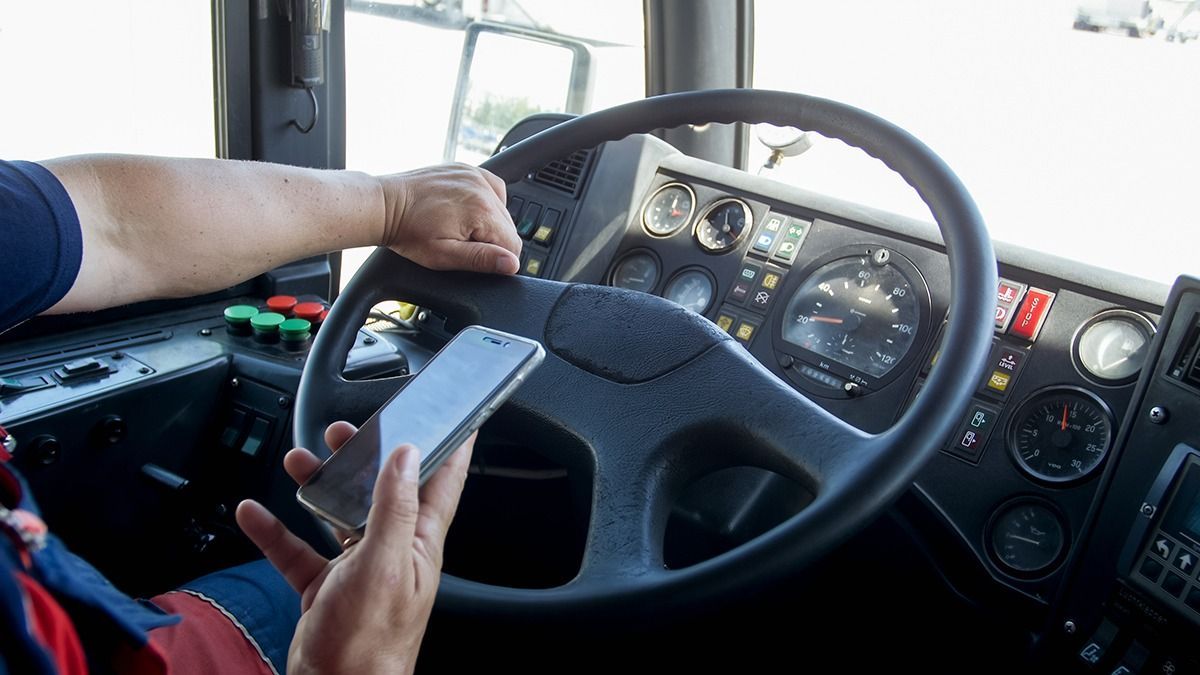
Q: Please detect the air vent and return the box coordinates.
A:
[532,148,594,198]
[1171,313,1200,389]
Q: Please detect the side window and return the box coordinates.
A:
[0,2,215,159]
[342,0,645,286]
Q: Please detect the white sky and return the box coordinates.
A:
[1,0,1195,286]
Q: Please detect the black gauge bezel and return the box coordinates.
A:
[1070,308,1157,387]
[985,496,1069,579]
[693,197,753,254]
[770,245,932,398]
[607,248,663,294]
[640,182,697,238]
[1006,385,1116,486]
[662,266,717,316]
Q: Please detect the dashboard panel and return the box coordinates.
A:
[496,116,1185,667]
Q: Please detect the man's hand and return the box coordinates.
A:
[235,422,474,675]
[380,164,522,275]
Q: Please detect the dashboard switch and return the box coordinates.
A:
[55,358,112,383]
[517,203,542,239]
[753,214,786,255]
[1010,287,1056,341]
[728,261,761,305]
[241,416,272,457]
[1079,618,1119,667]
[994,279,1028,332]
[522,253,546,278]
[266,295,297,316]
[770,220,810,265]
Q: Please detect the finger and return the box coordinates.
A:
[415,432,475,557]
[324,421,358,451]
[477,167,507,203]
[435,240,520,275]
[236,500,328,596]
[360,444,421,564]
[479,204,523,260]
[283,447,324,486]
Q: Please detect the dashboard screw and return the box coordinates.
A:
[363,336,377,346]
[137,367,151,374]
[230,378,240,389]
[111,352,125,360]
[199,328,212,337]
[1140,503,1156,518]
[278,396,290,409]
[1149,406,1168,424]
[1063,620,1076,635]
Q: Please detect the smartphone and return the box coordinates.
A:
[297,326,544,532]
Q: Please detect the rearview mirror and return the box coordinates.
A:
[445,22,594,163]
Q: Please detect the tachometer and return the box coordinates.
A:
[781,251,921,380]
[1008,387,1114,484]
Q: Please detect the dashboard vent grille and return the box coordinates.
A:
[532,148,594,198]
[1171,313,1200,389]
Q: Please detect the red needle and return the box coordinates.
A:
[811,316,845,324]
[1061,403,1069,431]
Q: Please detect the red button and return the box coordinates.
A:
[266,295,297,315]
[294,302,325,322]
[1009,288,1056,341]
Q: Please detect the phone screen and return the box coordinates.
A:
[298,327,541,530]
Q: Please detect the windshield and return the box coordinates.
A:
[753,0,1199,285]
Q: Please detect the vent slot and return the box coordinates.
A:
[532,148,594,198]
[1171,313,1200,389]
[0,330,171,373]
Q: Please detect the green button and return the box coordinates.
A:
[250,312,286,332]
[279,318,312,339]
[224,305,260,323]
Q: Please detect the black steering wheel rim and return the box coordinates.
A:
[295,89,996,621]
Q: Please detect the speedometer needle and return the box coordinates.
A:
[810,316,844,324]
[1061,404,1069,431]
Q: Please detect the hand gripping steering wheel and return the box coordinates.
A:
[295,89,996,621]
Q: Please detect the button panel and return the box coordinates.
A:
[728,260,762,305]
[943,400,1002,464]
[770,219,811,265]
[994,278,1028,332]
[752,214,787,255]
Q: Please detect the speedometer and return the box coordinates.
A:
[781,251,922,380]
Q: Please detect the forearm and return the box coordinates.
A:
[42,154,387,314]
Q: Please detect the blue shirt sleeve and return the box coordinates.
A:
[0,161,83,334]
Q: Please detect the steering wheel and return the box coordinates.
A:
[295,89,996,621]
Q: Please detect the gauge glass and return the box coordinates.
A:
[610,252,660,293]
[781,255,920,379]
[1009,388,1114,483]
[642,184,695,237]
[663,269,715,315]
[694,199,751,253]
[989,501,1066,575]
[1076,310,1154,384]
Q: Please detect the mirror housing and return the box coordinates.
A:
[444,21,594,162]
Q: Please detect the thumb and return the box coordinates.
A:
[361,444,421,562]
[441,240,520,275]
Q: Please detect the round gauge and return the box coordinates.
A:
[609,250,660,293]
[988,499,1067,576]
[641,183,695,237]
[694,198,752,253]
[663,268,715,315]
[1073,309,1156,385]
[780,252,922,379]
[1008,387,1115,484]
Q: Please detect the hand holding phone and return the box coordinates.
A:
[297,326,544,532]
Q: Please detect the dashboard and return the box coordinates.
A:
[498,114,1198,670]
[0,113,1195,670]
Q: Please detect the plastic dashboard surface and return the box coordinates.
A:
[500,118,1171,625]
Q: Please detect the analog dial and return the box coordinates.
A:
[694,198,752,253]
[781,254,920,379]
[989,500,1067,575]
[1009,388,1114,483]
[1074,309,1155,385]
[609,251,660,293]
[663,269,715,315]
[642,183,695,237]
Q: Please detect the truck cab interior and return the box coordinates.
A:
[2,1,1198,672]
